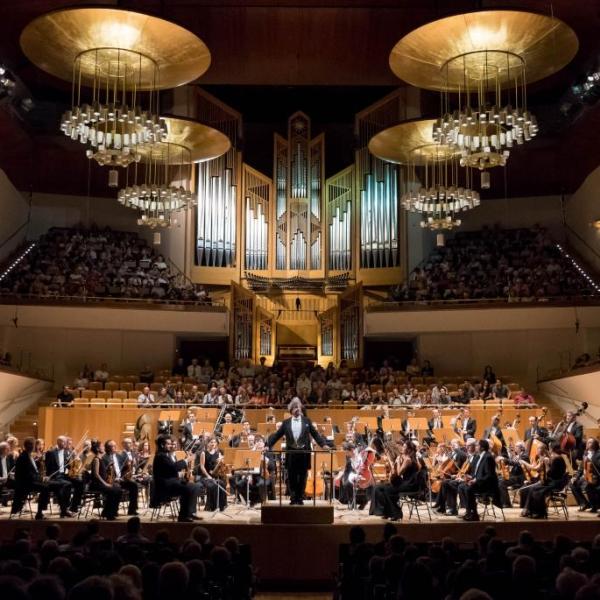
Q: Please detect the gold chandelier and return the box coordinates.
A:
[389,10,578,188]
[20,8,211,182]
[119,116,231,229]
[369,119,480,230]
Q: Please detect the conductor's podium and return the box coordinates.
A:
[261,500,334,524]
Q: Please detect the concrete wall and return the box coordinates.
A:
[365,305,600,386]
[0,304,228,386]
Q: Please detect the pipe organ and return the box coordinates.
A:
[187,90,420,365]
[274,113,324,272]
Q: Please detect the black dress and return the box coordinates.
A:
[521,455,568,518]
[202,451,227,511]
[369,459,419,520]
[89,456,122,519]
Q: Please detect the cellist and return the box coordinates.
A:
[570,438,600,512]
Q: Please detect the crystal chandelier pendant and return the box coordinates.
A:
[118,139,196,229]
[432,50,538,184]
[60,48,166,171]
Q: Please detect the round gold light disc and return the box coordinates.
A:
[389,10,579,91]
[20,7,211,90]
[368,119,455,165]
[161,116,231,163]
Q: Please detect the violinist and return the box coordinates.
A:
[103,440,139,516]
[230,421,254,448]
[520,441,568,519]
[45,435,84,514]
[454,408,477,441]
[570,438,600,512]
[11,437,72,519]
[434,438,471,516]
[197,436,228,511]
[370,440,421,521]
[151,434,200,522]
[89,439,121,520]
[497,441,529,508]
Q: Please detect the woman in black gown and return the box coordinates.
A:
[520,442,568,518]
[370,441,420,521]
[89,439,122,520]
[198,436,227,511]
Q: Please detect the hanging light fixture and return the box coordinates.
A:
[119,116,231,229]
[369,119,480,231]
[20,8,212,184]
[388,10,578,188]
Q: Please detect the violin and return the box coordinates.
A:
[584,457,599,485]
[105,461,115,485]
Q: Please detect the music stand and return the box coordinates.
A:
[231,450,264,513]
[159,410,183,436]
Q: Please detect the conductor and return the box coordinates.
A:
[267,398,331,505]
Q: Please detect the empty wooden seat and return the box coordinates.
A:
[105,382,120,393]
[120,382,133,392]
[150,383,162,391]
[73,398,90,407]
[97,390,112,400]
[135,383,146,391]
[88,381,103,392]
[128,390,140,399]
[112,390,128,400]
[81,390,96,400]
[106,398,123,408]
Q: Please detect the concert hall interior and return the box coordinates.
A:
[2,1,600,598]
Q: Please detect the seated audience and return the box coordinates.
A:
[56,386,74,407]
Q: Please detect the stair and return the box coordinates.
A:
[9,397,53,441]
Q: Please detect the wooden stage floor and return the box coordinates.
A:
[1,502,599,586]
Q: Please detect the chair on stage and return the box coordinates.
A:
[398,469,432,522]
[9,491,36,519]
[78,489,104,519]
[547,488,569,520]
[148,480,180,521]
[475,493,505,521]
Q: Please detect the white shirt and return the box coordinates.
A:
[291,416,302,441]
[138,393,155,405]
[0,456,7,477]
[58,449,65,473]
[30,455,38,472]
[112,454,121,478]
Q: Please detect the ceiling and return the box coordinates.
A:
[0,0,599,199]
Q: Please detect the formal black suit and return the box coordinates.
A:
[0,454,15,502]
[524,426,549,443]
[565,421,585,460]
[11,451,71,516]
[151,452,197,519]
[435,450,471,514]
[267,416,329,503]
[45,448,84,511]
[460,418,477,440]
[102,452,139,514]
[458,451,500,517]
[498,450,528,507]
[571,450,600,510]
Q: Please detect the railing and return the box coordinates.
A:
[0,293,227,312]
[365,294,600,312]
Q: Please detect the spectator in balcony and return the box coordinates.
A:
[56,385,74,407]
[199,359,214,383]
[137,386,155,407]
[73,372,89,390]
[483,365,496,385]
[172,357,186,377]
[204,386,219,405]
[139,365,154,384]
[296,371,311,397]
[156,387,174,407]
[187,385,203,404]
[187,358,202,380]
[217,386,233,405]
[573,353,592,370]
[406,358,420,377]
[492,379,510,401]
[94,363,109,383]
[513,387,535,406]
[421,359,434,377]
